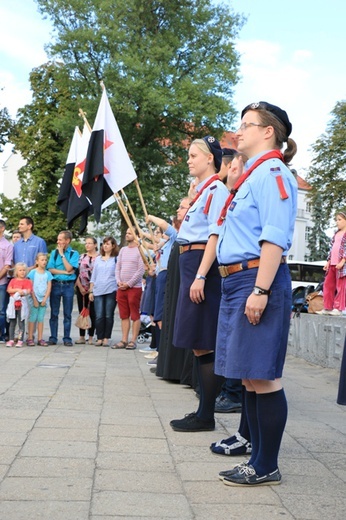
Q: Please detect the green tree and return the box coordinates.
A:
[306,101,346,226]
[306,195,330,261]
[0,63,75,244]
[0,102,14,152]
[42,0,242,218]
[4,1,243,240]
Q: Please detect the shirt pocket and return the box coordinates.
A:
[230,184,251,216]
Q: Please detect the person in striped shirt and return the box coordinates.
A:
[114,229,145,350]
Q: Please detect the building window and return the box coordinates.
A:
[306,202,311,213]
[288,255,294,260]
[305,226,311,241]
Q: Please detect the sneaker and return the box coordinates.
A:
[315,309,332,315]
[210,432,252,456]
[329,309,342,316]
[215,396,242,413]
[219,462,249,481]
[0,337,6,344]
[145,351,158,359]
[139,346,156,353]
[223,464,281,487]
[16,340,24,348]
[147,355,158,366]
[170,412,215,432]
[6,340,14,348]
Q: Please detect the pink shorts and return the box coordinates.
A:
[116,287,142,321]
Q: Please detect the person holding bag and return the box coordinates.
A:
[75,237,99,344]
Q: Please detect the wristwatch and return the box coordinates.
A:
[195,274,206,280]
[61,255,65,258]
[252,285,271,296]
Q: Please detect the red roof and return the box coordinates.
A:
[296,175,311,190]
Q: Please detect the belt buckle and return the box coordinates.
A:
[219,265,229,278]
[179,246,184,255]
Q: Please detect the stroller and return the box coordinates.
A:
[137,316,152,344]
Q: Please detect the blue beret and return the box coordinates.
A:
[241,101,292,138]
[203,136,222,173]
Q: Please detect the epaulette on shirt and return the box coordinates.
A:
[270,166,289,200]
[203,182,218,215]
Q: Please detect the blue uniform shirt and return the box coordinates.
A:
[47,246,80,281]
[155,225,178,274]
[217,151,298,264]
[14,234,47,268]
[177,177,229,244]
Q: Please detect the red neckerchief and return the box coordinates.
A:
[217,150,284,225]
[189,174,220,209]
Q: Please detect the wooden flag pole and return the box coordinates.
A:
[120,189,156,248]
[113,193,152,269]
[78,109,92,132]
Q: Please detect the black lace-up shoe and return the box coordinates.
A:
[170,412,215,432]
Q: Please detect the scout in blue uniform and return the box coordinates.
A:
[215,102,298,486]
[169,136,229,432]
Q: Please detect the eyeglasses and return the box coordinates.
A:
[178,205,189,210]
[237,122,267,132]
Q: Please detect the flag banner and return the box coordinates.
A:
[57,125,92,233]
[82,87,137,222]
[57,126,80,217]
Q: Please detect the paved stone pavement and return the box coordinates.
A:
[0,304,345,520]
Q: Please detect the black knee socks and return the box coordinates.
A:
[196,352,224,421]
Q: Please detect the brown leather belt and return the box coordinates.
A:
[179,244,207,255]
[218,257,286,278]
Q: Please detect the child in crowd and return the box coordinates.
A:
[26,253,53,346]
[318,208,346,316]
[6,262,32,347]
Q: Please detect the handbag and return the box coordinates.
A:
[75,296,91,329]
[307,291,324,314]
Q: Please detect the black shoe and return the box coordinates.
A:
[48,340,57,345]
[215,396,242,413]
[170,412,215,432]
[219,462,249,481]
[64,341,73,346]
[223,465,281,487]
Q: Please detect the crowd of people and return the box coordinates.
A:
[1,101,345,488]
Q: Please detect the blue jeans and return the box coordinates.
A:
[94,291,117,340]
[0,283,9,340]
[49,281,75,343]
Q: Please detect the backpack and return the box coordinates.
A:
[306,281,324,314]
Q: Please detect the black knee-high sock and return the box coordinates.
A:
[196,352,223,421]
[238,386,251,441]
[149,325,156,349]
[253,389,288,475]
[155,325,161,352]
[245,390,259,466]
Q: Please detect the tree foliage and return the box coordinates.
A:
[2,0,243,242]
[0,102,14,152]
[306,195,330,261]
[306,101,346,224]
[0,63,76,243]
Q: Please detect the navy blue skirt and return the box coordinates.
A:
[173,249,221,350]
[215,264,292,380]
[153,270,167,322]
[140,275,156,316]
